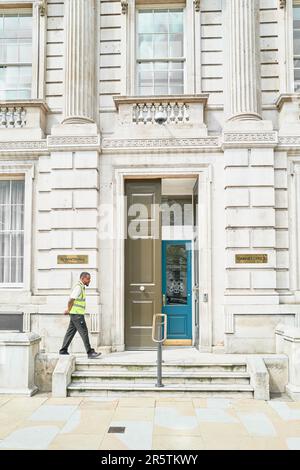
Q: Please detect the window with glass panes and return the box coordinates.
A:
[294,3,300,92]
[0,12,32,100]
[0,180,25,285]
[137,9,184,95]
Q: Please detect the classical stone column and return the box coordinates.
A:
[63,0,96,124]
[223,1,279,354]
[227,0,261,121]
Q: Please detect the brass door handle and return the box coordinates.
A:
[162,294,166,306]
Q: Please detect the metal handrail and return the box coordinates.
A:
[152,313,167,343]
[152,313,167,387]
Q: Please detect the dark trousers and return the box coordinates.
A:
[60,314,93,354]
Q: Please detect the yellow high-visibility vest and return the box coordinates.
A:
[70,283,86,315]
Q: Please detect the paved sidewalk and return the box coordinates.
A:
[0,394,300,450]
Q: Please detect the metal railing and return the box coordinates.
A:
[152,313,167,388]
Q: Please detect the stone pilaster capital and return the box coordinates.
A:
[194,0,201,12]
[34,0,47,16]
[121,1,128,14]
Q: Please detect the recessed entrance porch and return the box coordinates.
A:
[112,164,212,354]
[124,176,200,350]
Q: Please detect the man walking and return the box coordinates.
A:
[59,272,101,359]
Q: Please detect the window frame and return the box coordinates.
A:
[0,164,34,291]
[122,0,198,96]
[0,8,33,100]
[135,6,186,96]
[0,176,25,287]
[0,1,46,100]
[293,0,300,92]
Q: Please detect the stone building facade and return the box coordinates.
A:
[1,0,300,364]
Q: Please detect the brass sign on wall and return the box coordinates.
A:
[57,255,89,265]
[235,254,268,264]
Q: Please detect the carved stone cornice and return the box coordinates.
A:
[223,131,278,148]
[278,136,300,147]
[121,1,128,14]
[47,135,100,151]
[194,0,201,12]
[0,140,47,149]
[3,132,300,156]
[102,137,220,150]
[0,140,48,156]
[114,94,209,108]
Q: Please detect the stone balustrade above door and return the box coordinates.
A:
[113,95,209,138]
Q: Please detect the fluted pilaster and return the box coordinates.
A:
[63,0,95,124]
[227,0,261,121]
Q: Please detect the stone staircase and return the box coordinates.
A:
[67,358,254,397]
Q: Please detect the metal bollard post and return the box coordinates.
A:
[156,320,163,388]
[152,314,167,389]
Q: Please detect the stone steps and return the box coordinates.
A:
[67,358,254,397]
[67,382,254,397]
[74,361,247,373]
[71,370,250,385]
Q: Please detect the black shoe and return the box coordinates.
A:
[59,351,69,355]
[88,351,102,359]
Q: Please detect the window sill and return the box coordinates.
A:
[0,286,26,290]
[0,288,32,303]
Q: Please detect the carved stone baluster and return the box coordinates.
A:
[138,104,144,123]
[143,104,148,124]
[15,108,22,128]
[0,107,8,128]
[162,103,167,123]
[169,102,175,123]
[154,103,159,123]
[7,108,15,128]
[146,103,152,123]
[183,104,189,122]
[151,104,155,123]
[132,104,137,123]
[177,103,184,122]
[21,108,27,126]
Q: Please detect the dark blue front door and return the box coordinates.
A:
[162,241,192,340]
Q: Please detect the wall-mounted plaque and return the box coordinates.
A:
[57,255,89,265]
[235,254,268,264]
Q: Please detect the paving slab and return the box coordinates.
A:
[0,394,299,450]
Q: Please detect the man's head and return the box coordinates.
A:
[80,272,91,286]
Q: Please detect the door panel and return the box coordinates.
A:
[128,238,154,283]
[125,180,162,349]
[162,241,192,341]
